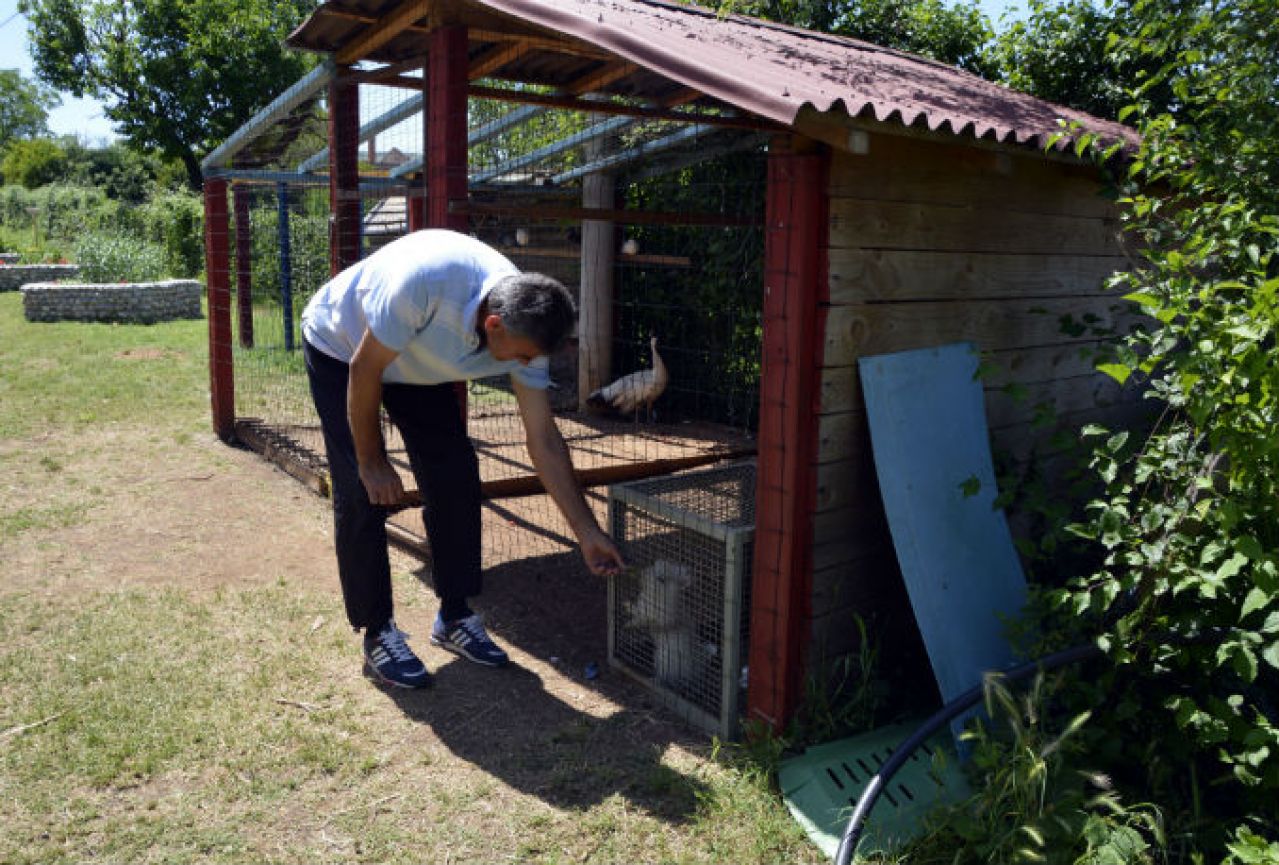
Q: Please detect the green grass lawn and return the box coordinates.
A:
[0,292,822,864]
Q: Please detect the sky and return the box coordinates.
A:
[0,0,1026,147]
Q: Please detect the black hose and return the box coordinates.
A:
[832,642,1104,865]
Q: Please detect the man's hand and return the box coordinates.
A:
[358,457,405,507]
[579,528,625,577]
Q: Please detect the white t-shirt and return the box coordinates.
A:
[301,229,550,388]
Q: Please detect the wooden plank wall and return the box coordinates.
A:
[811,134,1141,665]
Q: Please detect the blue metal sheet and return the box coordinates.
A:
[858,342,1027,711]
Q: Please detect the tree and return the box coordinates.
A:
[727,0,996,75]
[989,0,1176,121]
[0,68,59,150]
[19,0,317,189]
[1,138,67,188]
[61,139,165,203]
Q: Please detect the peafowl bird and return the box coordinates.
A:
[586,336,668,422]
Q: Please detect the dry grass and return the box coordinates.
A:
[0,293,821,863]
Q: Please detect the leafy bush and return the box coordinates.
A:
[908,675,1165,865]
[1014,0,1279,859]
[1,138,67,189]
[72,232,169,283]
[131,188,204,278]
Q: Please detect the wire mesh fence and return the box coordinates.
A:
[206,67,767,599]
[608,461,756,738]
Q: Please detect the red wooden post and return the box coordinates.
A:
[204,178,236,442]
[748,143,830,733]
[329,68,362,276]
[428,26,469,233]
[233,184,254,348]
[428,25,471,418]
[407,187,426,232]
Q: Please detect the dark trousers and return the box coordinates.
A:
[304,339,482,630]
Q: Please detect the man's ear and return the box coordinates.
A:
[483,313,504,335]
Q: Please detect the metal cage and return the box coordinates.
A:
[607,461,755,739]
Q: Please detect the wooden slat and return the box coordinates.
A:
[983,373,1134,430]
[828,140,1119,219]
[814,453,879,512]
[822,295,1143,367]
[829,199,1124,256]
[455,200,760,227]
[828,249,1129,304]
[468,29,613,60]
[389,448,755,509]
[336,0,432,65]
[819,341,1122,415]
[662,87,703,108]
[468,84,781,130]
[469,41,531,80]
[567,61,638,95]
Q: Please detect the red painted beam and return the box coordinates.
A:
[428,25,471,420]
[233,184,254,348]
[748,145,830,733]
[328,69,362,276]
[428,26,469,233]
[204,178,236,442]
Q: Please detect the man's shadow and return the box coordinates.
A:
[376,548,713,822]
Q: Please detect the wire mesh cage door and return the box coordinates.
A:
[607,461,755,740]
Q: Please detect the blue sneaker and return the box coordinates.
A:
[430,613,509,667]
[363,621,431,688]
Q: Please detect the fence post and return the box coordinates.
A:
[204,177,236,442]
[233,183,254,348]
[748,140,830,732]
[329,67,362,276]
[277,181,295,351]
[428,25,470,420]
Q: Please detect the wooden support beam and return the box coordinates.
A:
[455,200,761,227]
[336,0,432,64]
[204,179,235,443]
[662,88,704,108]
[469,84,777,130]
[567,61,637,95]
[748,147,831,733]
[469,41,532,80]
[389,448,757,510]
[350,58,424,83]
[328,71,362,274]
[469,29,613,59]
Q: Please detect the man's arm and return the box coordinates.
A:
[513,378,624,576]
[349,328,405,506]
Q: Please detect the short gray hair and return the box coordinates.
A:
[487,272,576,354]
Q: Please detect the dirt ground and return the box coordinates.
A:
[2,419,712,747]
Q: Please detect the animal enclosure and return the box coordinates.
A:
[204,0,1142,735]
[203,67,765,570]
[608,461,756,739]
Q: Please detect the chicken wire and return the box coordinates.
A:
[608,461,756,739]
[207,64,765,583]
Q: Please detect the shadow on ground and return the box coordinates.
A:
[375,549,713,821]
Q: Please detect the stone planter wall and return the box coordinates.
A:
[0,263,79,291]
[22,280,204,324]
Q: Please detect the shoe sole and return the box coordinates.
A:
[363,659,432,689]
[430,636,509,668]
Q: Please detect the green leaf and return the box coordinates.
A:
[1096,363,1132,384]
[1241,587,1270,619]
[1218,552,1248,580]
[1264,641,1279,671]
[959,475,981,498]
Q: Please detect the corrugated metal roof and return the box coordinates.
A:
[289,0,1138,153]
